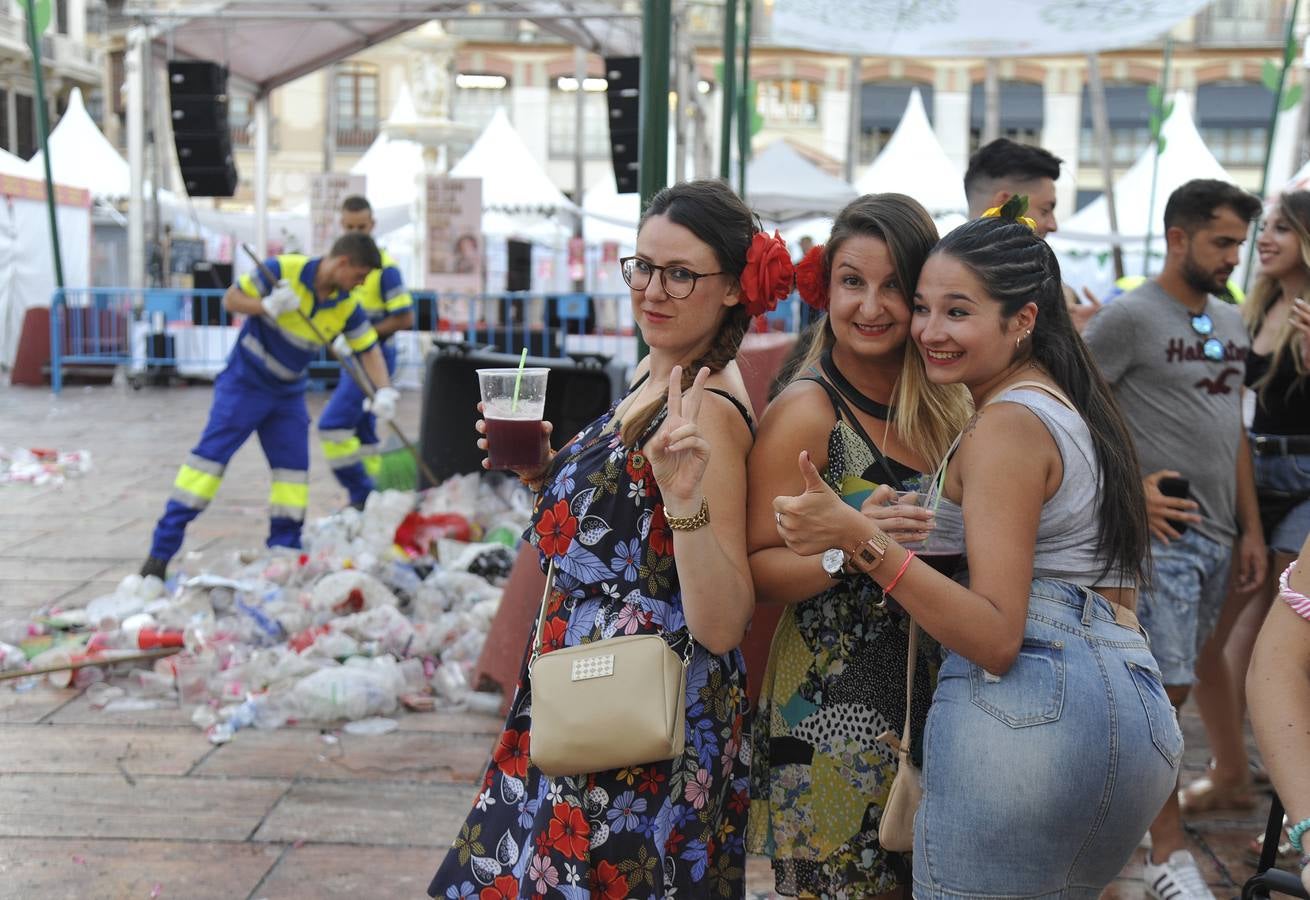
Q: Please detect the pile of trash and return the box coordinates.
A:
[0,446,92,486]
[0,474,532,742]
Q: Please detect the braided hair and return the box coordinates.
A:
[933,215,1149,583]
[620,180,755,447]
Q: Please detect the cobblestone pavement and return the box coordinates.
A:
[0,383,1276,898]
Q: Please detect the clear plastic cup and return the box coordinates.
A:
[889,489,965,575]
[476,368,549,471]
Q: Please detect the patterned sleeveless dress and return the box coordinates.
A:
[747,375,940,897]
[429,379,752,900]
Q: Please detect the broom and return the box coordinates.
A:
[371,436,420,491]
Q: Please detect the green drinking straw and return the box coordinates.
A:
[510,348,529,413]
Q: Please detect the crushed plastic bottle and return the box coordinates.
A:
[290,657,404,721]
[342,716,399,736]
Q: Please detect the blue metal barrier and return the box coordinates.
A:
[50,288,643,394]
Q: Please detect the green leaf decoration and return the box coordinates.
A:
[1281,83,1303,112]
[1162,100,1175,120]
[22,0,51,34]
[1286,35,1299,67]
[1263,58,1282,93]
[1147,83,1162,107]
[999,194,1029,220]
[1149,112,1161,136]
[1157,136,1167,154]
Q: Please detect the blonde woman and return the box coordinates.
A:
[1184,191,1310,817]
[745,194,970,898]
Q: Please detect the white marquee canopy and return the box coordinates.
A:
[771,0,1215,57]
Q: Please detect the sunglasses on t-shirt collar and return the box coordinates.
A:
[1190,313,1225,362]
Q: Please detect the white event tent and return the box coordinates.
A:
[22,88,131,200]
[856,89,968,229]
[1051,91,1237,292]
[747,141,857,223]
[450,108,573,224]
[351,87,428,212]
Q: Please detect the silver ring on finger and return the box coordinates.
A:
[775,511,783,527]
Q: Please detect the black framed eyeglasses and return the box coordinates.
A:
[620,256,725,300]
[1190,313,1225,362]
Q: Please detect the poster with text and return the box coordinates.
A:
[310,174,366,256]
[425,176,483,326]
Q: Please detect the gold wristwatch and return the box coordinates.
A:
[844,531,891,575]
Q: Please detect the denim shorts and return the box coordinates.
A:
[913,580,1180,899]
[1252,442,1310,555]
[1137,530,1232,687]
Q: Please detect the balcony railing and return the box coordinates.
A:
[336,123,379,149]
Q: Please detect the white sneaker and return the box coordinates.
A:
[1142,849,1216,900]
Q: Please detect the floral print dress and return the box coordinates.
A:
[747,376,940,897]
[429,383,752,900]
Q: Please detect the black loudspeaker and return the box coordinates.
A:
[506,240,532,292]
[418,345,625,486]
[168,60,238,197]
[604,56,640,194]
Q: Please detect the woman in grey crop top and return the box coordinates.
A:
[772,208,1177,897]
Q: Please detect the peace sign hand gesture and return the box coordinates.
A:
[648,365,712,513]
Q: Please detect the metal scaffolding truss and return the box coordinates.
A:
[122,0,642,94]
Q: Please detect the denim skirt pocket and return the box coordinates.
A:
[968,638,1066,728]
[1127,660,1184,767]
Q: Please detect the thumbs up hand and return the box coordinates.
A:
[773,450,871,558]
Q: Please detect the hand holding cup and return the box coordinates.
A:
[861,484,934,546]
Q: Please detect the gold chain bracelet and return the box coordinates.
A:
[666,496,710,531]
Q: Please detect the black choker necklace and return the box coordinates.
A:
[821,348,893,420]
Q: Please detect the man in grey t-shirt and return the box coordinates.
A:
[1084,179,1266,899]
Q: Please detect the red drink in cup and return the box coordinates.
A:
[484,416,547,469]
[477,367,550,471]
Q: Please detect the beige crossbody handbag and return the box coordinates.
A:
[528,561,691,777]
[876,618,922,853]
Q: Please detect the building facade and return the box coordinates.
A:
[0,0,98,161]
[81,0,1310,218]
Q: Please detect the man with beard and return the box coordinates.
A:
[1084,179,1266,900]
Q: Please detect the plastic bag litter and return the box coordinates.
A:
[291,656,406,721]
[308,571,398,617]
[10,475,536,733]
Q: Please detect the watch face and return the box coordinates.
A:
[822,548,846,576]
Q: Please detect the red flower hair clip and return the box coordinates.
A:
[794,244,827,311]
[739,230,794,317]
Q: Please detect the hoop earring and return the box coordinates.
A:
[1016,330,1031,349]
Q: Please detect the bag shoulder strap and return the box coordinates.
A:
[899,619,919,755]
[989,379,1076,412]
[529,558,694,668]
[529,559,557,666]
[797,376,903,489]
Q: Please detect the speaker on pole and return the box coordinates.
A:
[604,57,640,194]
[167,60,239,197]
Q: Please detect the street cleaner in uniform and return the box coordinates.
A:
[140,232,400,580]
[318,195,414,507]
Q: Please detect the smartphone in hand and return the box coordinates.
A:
[1158,476,1191,535]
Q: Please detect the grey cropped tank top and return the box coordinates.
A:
[931,384,1131,589]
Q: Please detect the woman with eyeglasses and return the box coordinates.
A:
[744,195,970,899]
[429,180,790,900]
[1180,191,1310,824]
[773,203,1176,895]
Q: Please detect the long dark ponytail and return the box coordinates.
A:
[934,217,1149,582]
